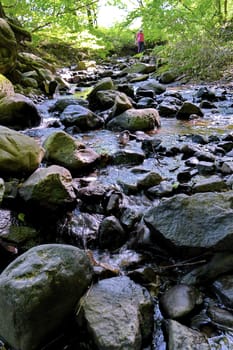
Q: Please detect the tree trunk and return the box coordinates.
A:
[0,2,6,18]
[224,0,228,21]
[215,0,223,23]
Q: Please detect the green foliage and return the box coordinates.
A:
[18,213,25,222]
[156,37,233,81]
[1,0,233,81]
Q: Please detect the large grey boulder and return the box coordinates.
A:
[60,104,104,130]
[0,126,44,176]
[176,101,204,120]
[89,90,130,111]
[77,276,153,350]
[137,78,166,95]
[0,244,93,350]
[160,284,203,319]
[0,93,42,130]
[144,191,233,256]
[19,165,76,211]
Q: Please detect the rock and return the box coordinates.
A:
[60,104,104,130]
[87,77,115,108]
[196,86,217,102]
[167,319,210,349]
[0,74,14,98]
[196,161,216,175]
[0,126,44,176]
[112,149,145,165]
[98,215,128,250]
[144,191,233,256]
[19,165,76,211]
[49,97,89,113]
[160,284,203,319]
[110,92,133,118]
[181,252,233,285]
[207,305,233,331]
[136,96,157,109]
[176,101,204,120]
[158,101,179,117]
[137,78,166,94]
[137,171,163,189]
[93,90,131,112]
[122,62,156,74]
[68,212,103,248]
[76,276,153,350]
[212,274,233,308]
[17,52,56,74]
[107,108,161,132]
[0,208,39,251]
[0,244,93,350]
[192,175,228,193]
[146,180,174,198]
[0,93,42,130]
[43,131,100,172]
[159,71,177,84]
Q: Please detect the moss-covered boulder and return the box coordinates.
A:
[0,73,14,98]
[43,131,100,172]
[0,18,17,75]
[18,165,76,211]
[107,108,161,132]
[0,126,44,176]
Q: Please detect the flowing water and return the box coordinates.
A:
[22,79,233,350]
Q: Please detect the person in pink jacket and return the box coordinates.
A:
[136,29,145,53]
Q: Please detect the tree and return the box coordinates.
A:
[1,0,100,32]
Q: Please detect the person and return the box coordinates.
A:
[135,29,145,53]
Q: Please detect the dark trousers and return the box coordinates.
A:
[137,41,144,53]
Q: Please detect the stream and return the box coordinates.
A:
[3,57,233,349]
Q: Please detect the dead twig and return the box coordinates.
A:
[160,259,207,269]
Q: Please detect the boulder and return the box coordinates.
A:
[77,276,153,349]
[107,108,161,132]
[167,320,209,350]
[0,126,44,176]
[87,77,115,108]
[176,101,204,120]
[0,74,14,99]
[0,93,42,130]
[98,215,128,250]
[60,104,104,130]
[43,131,100,172]
[160,284,203,319]
[137,78,166,95]
[0,244,93,350]
[123,62,156,74]
[90,90,125,110]
[19,165,76,211]
[144,191,233,256]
